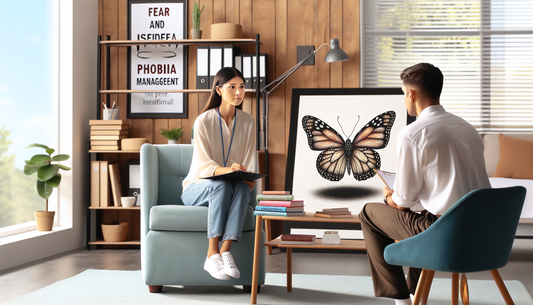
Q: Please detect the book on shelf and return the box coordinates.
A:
[255,205,304,212]
[90,125,129,131]
[256,194,294,201]
[90,130,129,136]
[322,207,350,213]
[91,145,120,151]
[258,200,304,207]
[280,234,316,242]
[108,164,122,206]
[281,240,316,245]
[90,135,128,140]
[262,190,290,195]
[89,119,130,125]
[314,211,353,218]
[90,140,121,146]
[253,211,306,217]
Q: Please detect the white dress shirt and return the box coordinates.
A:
[391,105,491,216]
[183,108,257,190]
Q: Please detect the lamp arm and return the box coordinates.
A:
[261,43,330,95]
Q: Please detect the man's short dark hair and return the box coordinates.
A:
[400,63,443,101]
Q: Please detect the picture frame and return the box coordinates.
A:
[127,0,188,118]
[285,88,415,238]
[126,159,141,206]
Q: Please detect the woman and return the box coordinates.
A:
[181,67,257,280]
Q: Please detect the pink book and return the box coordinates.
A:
[258,200,304,207]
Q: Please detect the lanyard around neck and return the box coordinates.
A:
[217,107,237,167]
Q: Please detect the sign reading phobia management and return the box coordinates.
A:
[129,2,186,117]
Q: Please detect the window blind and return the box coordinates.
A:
[362,0,533,133]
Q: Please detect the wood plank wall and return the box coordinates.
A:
[98,0,360,193]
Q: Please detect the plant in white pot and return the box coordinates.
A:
[160,127,183,144]
[23,143,71,231]
[191,0,205,39]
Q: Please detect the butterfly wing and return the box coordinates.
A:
[316,148,348,181]
[350,111,396,181]
[302,116,345,151]
[302,116,348,181]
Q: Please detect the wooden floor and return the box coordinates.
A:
[1,239,532,304]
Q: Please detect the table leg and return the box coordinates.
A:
[265,219,272,255]
[251,216,263,304]
[287,247,292,292]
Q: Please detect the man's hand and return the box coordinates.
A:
[383,187,410,211]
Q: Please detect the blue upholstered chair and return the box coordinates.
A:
[384,186,526,305]
[140,144,266,293]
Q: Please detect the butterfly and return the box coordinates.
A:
[302,111,396,181]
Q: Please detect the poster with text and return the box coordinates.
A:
[128,1,187,118]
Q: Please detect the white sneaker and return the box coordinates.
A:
[204,254,229,280]
[221,252,240,279]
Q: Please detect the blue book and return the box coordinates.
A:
[255,206,304,212]
[253,211,306,217]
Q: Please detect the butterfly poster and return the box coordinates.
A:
[286,88,413,238]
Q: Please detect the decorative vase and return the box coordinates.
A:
[168,139,178,144]
[191,29,202,39]
[34,211,55,231]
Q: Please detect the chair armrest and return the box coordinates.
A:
[140,144,160,240]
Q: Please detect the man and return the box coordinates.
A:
[359,63,491,305]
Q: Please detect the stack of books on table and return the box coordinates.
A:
[280,234,316,245]
[89,120,129,151]
[314,207,353,218]
[253,191,306,217]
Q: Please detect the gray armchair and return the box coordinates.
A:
[140,144,266,293]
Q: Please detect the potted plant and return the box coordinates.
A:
[23,143,71,231]
[191,0,204,39]
[160,127,183,144]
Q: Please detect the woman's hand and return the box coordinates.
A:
[231,162,247,172]
[243,180,256,190]
[214,162,248,176]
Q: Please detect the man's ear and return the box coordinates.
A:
[408,87,417,102]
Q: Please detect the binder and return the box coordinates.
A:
[234,55,242,74]
[252,54,268,90]
[223,45,239,68]
[209,46,223,87]
[242,54,252,89]
[90,161,100,207]
[196,46,209,89]
[109,164,122,207]
[99,161,111,207]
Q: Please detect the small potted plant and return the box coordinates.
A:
[160,127,183,144]
[23,143,71,231]
[191,0,205,39]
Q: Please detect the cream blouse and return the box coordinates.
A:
[183,108,257,190]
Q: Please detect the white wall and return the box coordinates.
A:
[0,0,97,272]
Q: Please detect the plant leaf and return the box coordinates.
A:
[37,165,59,181]
[30,154,51,164]
[52,154,70,162]
[46,148,55,155]
[57,164,72,171]
[46,173,62,188]
[23,143,49,151]
[24,164,44,175]
[37,180,54,199]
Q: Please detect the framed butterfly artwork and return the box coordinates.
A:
[285,88,415,239]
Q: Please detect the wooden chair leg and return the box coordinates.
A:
[420,270,435,305]
[452,273,459,305]
[148,285,163,293]
[413,269,431,305]
[460,273,470,305]
[490,269,515,305]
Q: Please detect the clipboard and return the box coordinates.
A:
[373,169,396,188]
[202,171,267,182]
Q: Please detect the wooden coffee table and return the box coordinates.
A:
[250,213,366,304]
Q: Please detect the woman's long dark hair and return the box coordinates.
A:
[201,67,245,113]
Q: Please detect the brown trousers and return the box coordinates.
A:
[359,202,439,299]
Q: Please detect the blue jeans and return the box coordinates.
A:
[181,180,251,242]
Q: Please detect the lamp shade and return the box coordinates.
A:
[324,38,349,63]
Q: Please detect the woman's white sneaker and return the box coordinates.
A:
[221,252,240,279]
[204,254,229,280]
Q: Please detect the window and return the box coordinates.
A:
[362,0,533,133]
[0,0,57,235]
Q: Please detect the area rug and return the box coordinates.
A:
[5,270,533,305]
